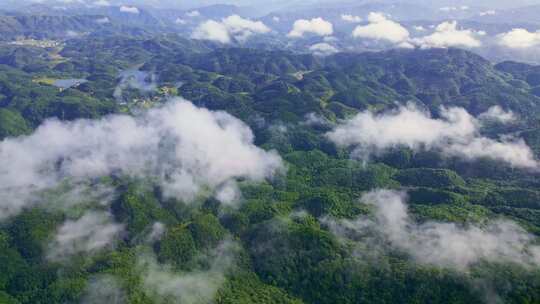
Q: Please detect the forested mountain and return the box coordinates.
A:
[0,14,163,41]
[0,15,109,40]
[1,6,540,304]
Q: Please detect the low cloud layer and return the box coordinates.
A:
[412,21,483,48]
[215,180,241,207]
[0,98,283,220]
[47,211,124,261]
[81,275,126,304]
[342,11,540,57]
[341,14,362,23]
[309,42,339,56]
[439,6,469,12]
[287,17,333,38]
[95,17,110,24]
[326,104,538,168]
[138,240,237,304]
[113,68,157,102]
[350,13,482,50]
[479,10,497,16]
[92,0,110,7]
[192,15,270,43]
[352,13,410,44]
[119,5,139,14]
[326,189,540,271]
[303,112,330,127]
[478,106,516,123]
[186,10,200,18]
[498,28,540,49]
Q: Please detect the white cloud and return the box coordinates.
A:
[192,20,230,43]
[47,211,124,261]
[413,25,426,31]
[272,16,280,23]
[42,183,116,213]
[65,30,81,37]
[309,42,339,56]
[186,10,200,18]
[478,106,517,123]
[498,28,540,49]
[287,17,333,38]
[303,112,330,127]
[175,18,187,25]
[341,14,362,23]
[326,104,538,169]
[119,5,139,14]
[221,15,271,41]
[148,222,166,242]
[215,180,241,207]
[323,36,338,42]
[412,21,482,48]
[439,6,469,12]
[113,69,157,103]
[0,98,283,220]
[326,190,540,271]
[352,12,409,44]
[192,15,271,43]
[138,240,238,304]
[92,0,110,7]
[95,17,110,24]
[328,104,476,151]
[445,137,537,168]
[479,10,496,16]
[397,41,415,49]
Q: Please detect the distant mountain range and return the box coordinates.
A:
[0,15,111,40]
[1,0,540,65]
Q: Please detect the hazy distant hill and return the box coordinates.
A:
[0,15,110,40]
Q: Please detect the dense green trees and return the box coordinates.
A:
[157,226,196,267]
[0,108,30,138]
[394,168,466,189]
[112,182,177,236]
[0,35,539,304]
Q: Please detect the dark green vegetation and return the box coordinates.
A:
[1,34,540,304]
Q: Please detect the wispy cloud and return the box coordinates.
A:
[81,275,126,304]
[309,42,339,56]
[119,5,139,14]
[327,104,538,168]
[47,211,124,261]
[138,240,238,304]
[0,98,283,220]
[341,14,362,23]
[186,10,200,18]
[325,189,540,271]
[478,106,517,123]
